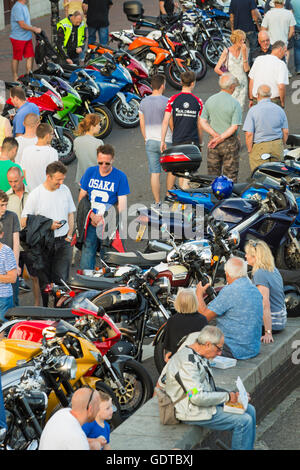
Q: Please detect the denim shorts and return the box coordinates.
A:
[0,296,14,323]
[145,139,171,174]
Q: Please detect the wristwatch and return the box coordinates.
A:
[265,330,272,335]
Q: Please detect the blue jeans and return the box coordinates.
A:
[0,296,14,323]
[80,223,102,270]
[246,31,258,53]
[88,26,109,46]
[0,372,6,430]
[183,404,256,450]
[295,27,300,73]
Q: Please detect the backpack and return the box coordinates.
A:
[155,387,186,425]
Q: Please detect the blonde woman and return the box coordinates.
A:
[163,288,207,363]
[214,29,250,109]
[245,239,287,344]
[74,114,103,184]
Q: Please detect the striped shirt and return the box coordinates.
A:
[0,244,17,298]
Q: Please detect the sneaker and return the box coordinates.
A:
[288,70,292,78]
[19,278,31,292]
[152,201,162,209]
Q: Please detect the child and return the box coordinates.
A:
[82,391,113,450]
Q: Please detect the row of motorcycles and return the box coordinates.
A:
[2,138,300,448]
[1,0,234,165]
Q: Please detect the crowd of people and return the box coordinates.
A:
[0,0,298,452]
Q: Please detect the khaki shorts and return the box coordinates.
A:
[249,139,284,173]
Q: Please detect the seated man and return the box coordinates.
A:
[196,257,263,360]
[161,325,257,450]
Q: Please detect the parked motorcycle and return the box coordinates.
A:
[0,333,77,449]
[3,80,75,165]
[85,44,153,98]
[3,298,153,420]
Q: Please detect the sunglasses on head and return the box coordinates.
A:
[82,386,95,410]
[249,240,258,248]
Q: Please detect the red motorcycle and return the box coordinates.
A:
[4,82,75,164]
[3,298,154,419]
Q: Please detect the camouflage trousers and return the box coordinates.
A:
[207,135,240,183]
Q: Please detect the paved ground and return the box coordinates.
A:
[1,0,300,450]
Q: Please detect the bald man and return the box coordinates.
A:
[243,83,289,171]
[39,387,101,450]
[249,30,272,66]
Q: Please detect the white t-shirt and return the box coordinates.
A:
[20,144,58,191]
[261,8,296,44]
[249,54,289,98]
[15,136,38,164]
[21,183,76,237]
[38,408,90,450]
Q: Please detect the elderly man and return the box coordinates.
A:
[249,30,272,66]
[243,84,289,171]
[200,73,242,183]
[161,325,257,450]
[196,257,263,360]
[248,40,289,107]
[39,387,101,450]
[56,11,86,65]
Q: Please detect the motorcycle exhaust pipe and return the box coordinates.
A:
[147,240,174,253]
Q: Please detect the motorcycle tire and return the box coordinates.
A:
[110,97,140,128]
[51,129,75,165]
[91,105,114,139]
[180,51,207,81]
[154,336,166,375]
[201,37,227,67]
[164,62,189,90]
[109,358,154,420]
[276,239,300,270]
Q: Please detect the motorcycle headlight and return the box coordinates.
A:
[54,355,77,380]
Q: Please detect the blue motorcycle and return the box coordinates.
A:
[68,54,141,128]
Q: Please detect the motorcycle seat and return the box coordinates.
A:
[4,306,74,320]
[286,134,300,147]
[103,250,167,267]
[69,273,123,290]
[133,29,154,36]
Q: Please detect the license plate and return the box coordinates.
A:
[136,224,146,241]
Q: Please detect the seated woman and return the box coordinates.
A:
[245,239,287,343]
[163,288,208,363]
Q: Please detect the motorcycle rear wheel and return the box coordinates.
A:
[91,105,114,139]
[110,97,140,128]
[51,129,75,165]
[164,62,189,90]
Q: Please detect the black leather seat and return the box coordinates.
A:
[103,250,167,267]
[286,134,300,147]
[4,306,74,320]
[70,273,123,290]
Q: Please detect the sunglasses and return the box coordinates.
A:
[84,386,95,410]
[98,162,112,166]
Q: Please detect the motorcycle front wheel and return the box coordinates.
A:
[91,105,114,139]
[164,62,189,90]
[179,50,207,81]
[51,129,75,165]
[107,358,154,420]
[202,37,227,67]
[110,97,140,128]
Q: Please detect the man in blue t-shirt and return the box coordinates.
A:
[78,143,130,269]
[10,86,40,137]
[196,256,263,360]
[9,0,41,81]
[229,0,262,51]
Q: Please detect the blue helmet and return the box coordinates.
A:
[212,175,233,200]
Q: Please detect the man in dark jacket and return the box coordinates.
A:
[83,0,112,46]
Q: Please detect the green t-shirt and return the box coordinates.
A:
[0,160,25,192]
[201,91,242,135]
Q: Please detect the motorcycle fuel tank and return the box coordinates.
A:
[94,287,140,313]
[0,339,42,372]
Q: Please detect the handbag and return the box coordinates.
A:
[220,48,229,73]
[155,387,186,425]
